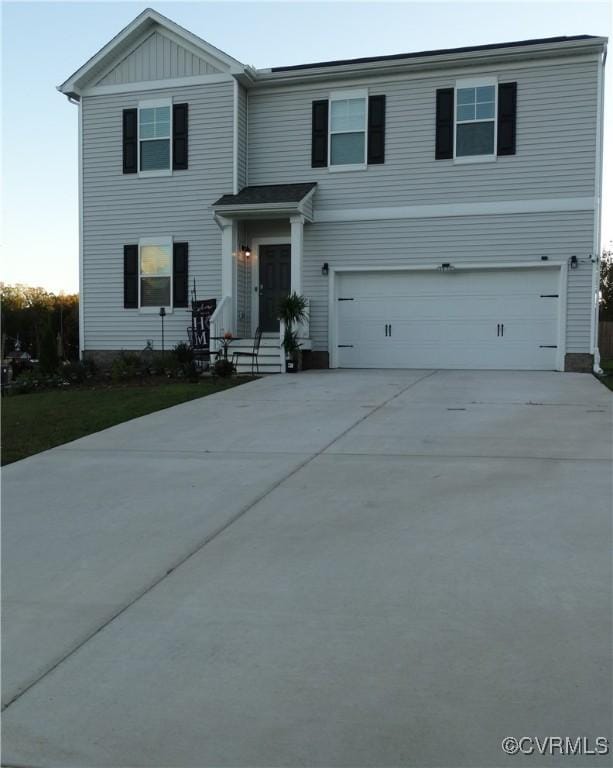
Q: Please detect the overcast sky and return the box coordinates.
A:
[1,0,611,293]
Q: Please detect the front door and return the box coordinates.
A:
[259,244,291,332]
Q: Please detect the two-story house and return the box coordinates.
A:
[59,8,607,372]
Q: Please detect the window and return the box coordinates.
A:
[455,80,497,159]
[329,90,367,169]
[139,101,171,173]
[139,240,172,309]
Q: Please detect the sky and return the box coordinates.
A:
[1,0,611,293]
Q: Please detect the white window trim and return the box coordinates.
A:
[138,237,173,313]
[138,98,173,178]
[328,88,368,172]
[453,76,497,164]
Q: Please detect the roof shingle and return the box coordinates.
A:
[214,183,317,207]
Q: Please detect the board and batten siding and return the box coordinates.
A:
[97,31,222,86]
[82,81,234,352]
[301,211,594,354]
[247,58,598,209]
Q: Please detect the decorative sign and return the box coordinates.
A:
[191,299,216,347]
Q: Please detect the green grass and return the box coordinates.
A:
[1,378,248,466]
[596,359,613,391]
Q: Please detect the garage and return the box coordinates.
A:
[334,267,562,370]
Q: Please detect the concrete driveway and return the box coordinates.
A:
[2,370,611,767]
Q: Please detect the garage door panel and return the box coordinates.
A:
[336,269,559,370]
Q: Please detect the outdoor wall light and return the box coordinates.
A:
[241,244,252,258]
[322,262,329,276]
[570,255,578,269]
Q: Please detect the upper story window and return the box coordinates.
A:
[139,100,172,175]
[311,91,385,169]
[329,90,368,169]
[454,78,497,162]
[139,239,172,310]
[123,102,188,176]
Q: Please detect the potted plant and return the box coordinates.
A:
[278,293,308,373]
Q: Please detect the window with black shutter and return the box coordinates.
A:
[122,110,138,174]
[173,104,188,170]
[497,83,517,155]
[435,89,454,159]
[173,242,189,307]
[367,95,386,164]
[312,100,328,167]
[123,244,138,307]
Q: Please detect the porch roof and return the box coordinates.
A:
[213,183,317,221]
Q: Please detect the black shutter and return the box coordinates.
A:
[311,100,328,168]
[435,88,454,160]
[123,244,138,308]
[122,109,138,174]
[173,242,189,308]
[367,95,386,164]
[497,82,517,156]
[173,103,188,170]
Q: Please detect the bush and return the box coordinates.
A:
[14,370,67,394]
[111,351,143,382]
[212,358,234,378]
[62,359,97,383]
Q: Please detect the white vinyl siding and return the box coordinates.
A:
[301,211,594,355]
[247,59,598,209]
[81,81,233,351]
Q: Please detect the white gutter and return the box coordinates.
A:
[591,44,607,374]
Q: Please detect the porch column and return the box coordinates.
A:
[219,216,234,299]
[290,214,304,296]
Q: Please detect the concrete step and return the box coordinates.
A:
[218,339,283,374]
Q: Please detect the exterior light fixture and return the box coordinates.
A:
[322,262,329,276]
[242,244,252,258]
[570,255,578,269]
[541,256,549,261]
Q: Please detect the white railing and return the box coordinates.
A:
[209,296,232,356]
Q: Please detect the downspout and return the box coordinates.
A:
[591,45,606,374]
[60,90,84,358]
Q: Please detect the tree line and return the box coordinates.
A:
[1,284,79,362]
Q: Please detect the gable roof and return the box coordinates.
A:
[58,7,247,98]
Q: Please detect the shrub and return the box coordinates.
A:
[62,360,96,383]
[111,351,143,382]
[212,358,234,378]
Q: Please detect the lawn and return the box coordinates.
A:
[1,379,248,465]
[597,359,613,392]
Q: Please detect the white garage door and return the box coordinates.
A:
[335,268,560,370]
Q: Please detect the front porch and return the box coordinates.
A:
[211,183,316,373]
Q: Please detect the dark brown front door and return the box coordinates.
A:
[259,244,290,332]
